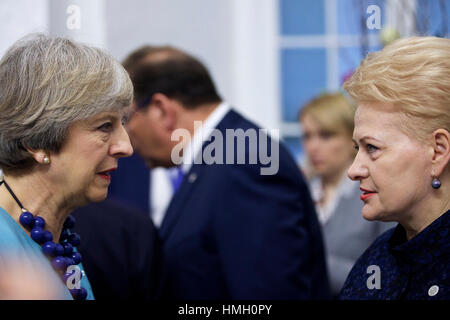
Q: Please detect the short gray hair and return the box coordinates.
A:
[0,33,133,172]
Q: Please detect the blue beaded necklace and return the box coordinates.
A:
[0,179,87,300]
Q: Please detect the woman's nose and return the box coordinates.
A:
[347,152,368,181]
[110,125,134,158]
[304,137,320,155]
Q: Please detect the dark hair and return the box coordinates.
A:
[122,45,154,77]
[123,46,222,109]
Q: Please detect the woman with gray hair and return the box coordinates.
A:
[0,34,133,300]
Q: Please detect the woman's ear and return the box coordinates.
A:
[25,147,51,165]
[431,129,450,177]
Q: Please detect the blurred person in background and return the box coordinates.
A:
[122,45,330,299]
[0,33,133,300]
[299,92,394,297]
[340,36,450,300]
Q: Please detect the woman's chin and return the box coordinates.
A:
[86,189,108,203]
[362,206,381,221]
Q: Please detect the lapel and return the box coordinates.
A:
[158,163,203,241]
[158,109,241,241]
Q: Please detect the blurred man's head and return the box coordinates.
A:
[122,46,222,168]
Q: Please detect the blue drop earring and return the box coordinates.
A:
[432,178,441,189]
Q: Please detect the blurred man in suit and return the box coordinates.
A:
[122,46,330,299]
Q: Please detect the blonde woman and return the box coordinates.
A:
[339,37,450,300]
[299,93,393,297]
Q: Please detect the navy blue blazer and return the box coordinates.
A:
[157,109,330,300]
[108,152,150,214]
[72,199,161,300]
[339,210,450,300]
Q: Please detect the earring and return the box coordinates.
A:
[432,178,441,189]
[43,155,50,165]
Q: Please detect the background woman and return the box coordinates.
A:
[299,93,393,297]
[0,34,133,299]
[339,36,450,300]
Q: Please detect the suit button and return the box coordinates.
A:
[428,285,439,297]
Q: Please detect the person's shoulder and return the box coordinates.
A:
[221,109,294,160]
[338,227,396,299]
[0,208,22,244]
[95,199,149,219]
[200,108,309,198]
[357,227,395,262]
[213,151,306,196]
[369,228,395,251]
[72,199,154,230]
[218,110,303,176]
[349,227,394,268]
[0,208,38,264]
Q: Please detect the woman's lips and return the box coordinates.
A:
[360,188,376,201]
[97,173,111,181]
[97,168,116,181]
[360,192,376,201]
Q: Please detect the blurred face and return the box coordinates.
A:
[301,114,354,179]
[49,110,133,205]
[125,103,175,168]
[348,102,432,222]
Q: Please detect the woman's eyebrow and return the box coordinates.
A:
[91,112,120,122]
[353,136,382,143]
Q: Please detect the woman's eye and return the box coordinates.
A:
[319,131,333,139]
[367,144,378,153]
[301,133,311,141]
[98,122,113,132]
[353,144,359,151]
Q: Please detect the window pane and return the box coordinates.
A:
[416,0,450,37]
[282,137,303,165]
[280,0,325,35]
[281,48,327,122]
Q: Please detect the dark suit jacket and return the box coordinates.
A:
[108,152,151,214]
[157,109,330,299]
[72,199,160,300]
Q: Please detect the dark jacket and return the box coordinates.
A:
[339,210,450,300]
[107,153,151,214]
[72,199,160,300]
[157,109,330,299]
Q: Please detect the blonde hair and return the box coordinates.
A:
[0,33,133,172]
[299,92,356,137]
[344,36,450,141]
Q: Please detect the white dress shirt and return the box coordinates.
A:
[310,174,359,225]
[181,101,230,174]
[150,102,230,227]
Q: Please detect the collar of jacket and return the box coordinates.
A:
[387,209,450,269]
